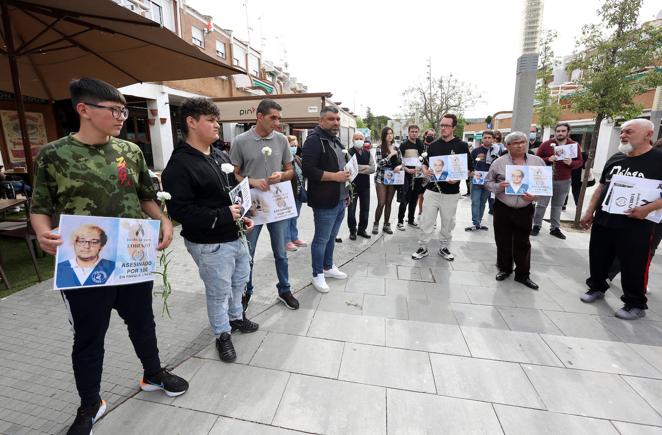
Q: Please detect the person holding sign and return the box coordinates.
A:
[347,131,375,240]
[580,119,662,320]
[485,131,546,290]
[230,99,298,310]
[412,114,472,262]
[532,123,584,239]
[56,224,116,288]
[397,125,425,231]
[302,107,351,293]
[505,168,529,194]
[372,127,403,235]
[466,130,495,231]
[30,78,187,435]
[162,98,258,363]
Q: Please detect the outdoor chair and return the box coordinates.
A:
[0,250,9,289]
[0,200,43,282]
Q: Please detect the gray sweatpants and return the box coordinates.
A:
[533,179,571,230]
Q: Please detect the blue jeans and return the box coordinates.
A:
[311,201,346,276]
[246,219,290,296]
[287,199,303,242]
[185,239,250,336]
[471,185,490,226]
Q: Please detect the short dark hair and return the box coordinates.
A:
[482,130,495,139]
[408,124,420,131]
[179,97,220,135]
[70,77,126,108]
[257,99,282,115]
[320,106,339,117]
[555,122,571,132]
[442,113,458,127]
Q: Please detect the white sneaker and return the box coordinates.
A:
[312,274,330,293]
[323,265,348,279]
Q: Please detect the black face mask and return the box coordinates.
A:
[425,135,434,143]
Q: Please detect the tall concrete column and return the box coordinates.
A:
[511,0,544,134]
[148,92,174,171]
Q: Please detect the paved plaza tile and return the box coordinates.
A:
[4,193,662,434]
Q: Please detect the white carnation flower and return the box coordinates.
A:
[421,152,428,158]
[419,156,424,162]
[221,163,234,174]
[156,191,171,201]
[261,146,272,156]
[342,149,349,154]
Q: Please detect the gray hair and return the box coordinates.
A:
[504,131,528,145]
[623,118,654,132]
[320,106,339,117]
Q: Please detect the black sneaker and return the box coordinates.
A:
[349,231,357,240]
[438,247,455,261]
[530,225,541,236]
[479,225,488,231]
[407,221,419,228]
[550,228,566,240]
[140,367,189,397]
[357,230,371,239]
[230,316,259,333]
[278,292,300,310]
[335,237,343,243]
[411,247,429,260]
[66,400,107,435]
[465,225,477,232]
[396,222,406,231]
[216,332,236,362]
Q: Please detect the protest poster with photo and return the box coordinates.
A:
[526,166,553,196]
[54,215,160,290]
[228,178,251,217]
[428,156,449,181]
[553,143,578,160]
[602,175,662,223]
[383,169,405,185]
[505,165,530,195]
[445,153,469,180]
[472,171,488,185]
[345,154,359,182]
[250,181,298,225]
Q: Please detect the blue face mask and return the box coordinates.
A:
[290,147,297,156]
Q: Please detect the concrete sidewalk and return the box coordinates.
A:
[2,187,662,434]
[93,194,662,435]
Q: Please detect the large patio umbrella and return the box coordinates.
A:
[0,0,242,180]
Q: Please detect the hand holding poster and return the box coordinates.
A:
[229,178,251,217]
[602,175,662,223]
[250,181,298,225]
[554,144,577,160]
[54,215,160,290]
[345,154,359,182]
[383,169,405,185]
[472,171,488,185]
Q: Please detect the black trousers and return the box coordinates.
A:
[493,200,534,278]
[348,186,370,232]
[398,174,422,224]
[588,222,652,309]
[61,281,161,407]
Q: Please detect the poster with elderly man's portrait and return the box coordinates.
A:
[505,166,530,195]
[54,215,161,290]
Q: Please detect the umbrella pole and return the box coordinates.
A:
[1,0,34,184]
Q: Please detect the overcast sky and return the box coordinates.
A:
[188,0,660,120]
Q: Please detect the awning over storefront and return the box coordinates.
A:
[214,93,332,126]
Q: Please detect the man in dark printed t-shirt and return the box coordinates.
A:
[579,119,662,320]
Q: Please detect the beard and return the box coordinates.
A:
[618,142,634,155]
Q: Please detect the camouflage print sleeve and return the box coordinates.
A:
[133,145,157,201]
[30,145,57,216]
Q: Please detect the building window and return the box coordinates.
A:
[248,54,259,77]
[216,40,226,59]
[150,1,163,25]
[232,44,246,69]
[191,26,204,48]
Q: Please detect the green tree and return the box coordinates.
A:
[401,72,479,133]
[355,117,367,129]
[363,107,391,141]
[534,30,562,133]
[568,0,662,225]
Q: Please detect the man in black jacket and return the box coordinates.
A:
[347,131,376,240]
[397,125,425,231]
[302,106,351,293]
[162,98,258,363]
[412,114,473,262]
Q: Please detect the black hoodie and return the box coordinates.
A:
[161,143,237,243]
[425,136,472,195]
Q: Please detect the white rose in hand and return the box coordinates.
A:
[156,191,172,201]
[221,163,234,174]
[261,146,272,156]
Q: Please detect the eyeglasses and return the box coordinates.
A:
[84,102,129,120]
[75,238,101,247]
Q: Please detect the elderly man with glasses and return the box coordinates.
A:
[485,131,546,290]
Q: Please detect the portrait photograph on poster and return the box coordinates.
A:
[472,170,488,185]
[383,169,405,185]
